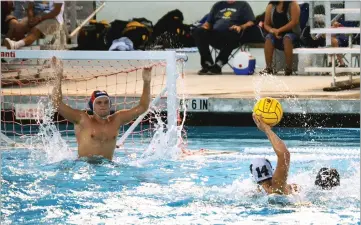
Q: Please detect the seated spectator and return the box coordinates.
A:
[261,1,301,75]
[4,0,64,49]
[322,20,355,68]
[315,167,340,190]
[301,5,359,68]
[192,0,256,75]
[329,21,348,67]
[1,1,27,42]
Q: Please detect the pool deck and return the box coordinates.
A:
[176,71,360,114]
[1,66,360,114]
[180,71,360,99]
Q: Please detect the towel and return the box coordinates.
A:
[109,37,134,51]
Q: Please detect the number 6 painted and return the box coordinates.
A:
[192,100,197,109]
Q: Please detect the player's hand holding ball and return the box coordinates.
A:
[253,97,283,127]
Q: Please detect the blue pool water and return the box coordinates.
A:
[1,127,360,224]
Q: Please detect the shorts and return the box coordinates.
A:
[22,17,60,36]
[336,34,349,47]
[266,33,299,50]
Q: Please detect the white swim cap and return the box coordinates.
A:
[250,158,273,183]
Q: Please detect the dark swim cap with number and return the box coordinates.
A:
[315,167,340,190]
[250,158,273,183]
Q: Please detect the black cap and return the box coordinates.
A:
[315,167,340,190]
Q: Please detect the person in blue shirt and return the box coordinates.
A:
[192,1,256,75]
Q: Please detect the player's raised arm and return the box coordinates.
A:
[113,67,152,126]
[252,113,290,193]
[51,57,85,124]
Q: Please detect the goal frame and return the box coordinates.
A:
[0,50,182,147]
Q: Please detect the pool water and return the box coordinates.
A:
[1,127,360,224]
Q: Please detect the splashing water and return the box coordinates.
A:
[136,114,182,164]
[147,32,185,50]
[252,73,303,110]
[24,59,76,164]
[252,72,313,134]
[132,60,188,165]
[25,98,76,163]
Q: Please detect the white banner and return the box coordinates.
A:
[15,104,44,120]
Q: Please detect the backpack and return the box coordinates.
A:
[105,20,128,47]
[106,18,153,50]
[76,20,110,50]
[122,20,153,50]
[300,26,325,48]
[151,9,195,48]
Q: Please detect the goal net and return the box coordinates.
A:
[0,50,185,152]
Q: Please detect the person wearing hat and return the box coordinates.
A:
[250,113,299,195]
[51,57,152,161]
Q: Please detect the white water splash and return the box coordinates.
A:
[131,60,188,165]
[25,58,76,163]
[252,72,315,134]
[26,98,76,163]
[132,109,184,166]
[252,73,304,112]
[290,161,360,206]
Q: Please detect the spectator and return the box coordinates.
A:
[261,1,301,75]
[321,20,354,68]
[192,1,256,75]
[4,0,64,49]
[1,1,27,42]
[328,21,348,67]
[303,6,358,68]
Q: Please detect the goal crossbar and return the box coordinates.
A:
[0,49,186,60]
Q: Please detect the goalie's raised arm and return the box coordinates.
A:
[51,57,84,124]
[51,57,63,107]
[112,66,152,127]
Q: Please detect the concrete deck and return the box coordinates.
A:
[1,65,360,114]
[179,72,360,99]
[2,65,359,98]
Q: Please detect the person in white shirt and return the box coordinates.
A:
[4,0,64,49]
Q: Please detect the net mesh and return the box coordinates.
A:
[1,54,183,150]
